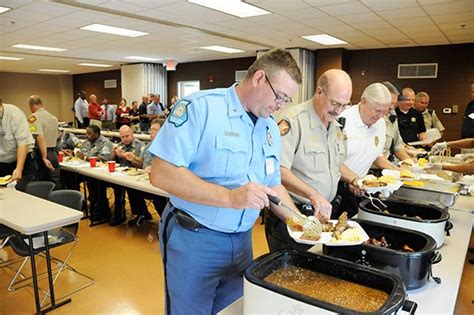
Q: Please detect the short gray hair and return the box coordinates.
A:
[361,83,391,106]
[415,91,429,101]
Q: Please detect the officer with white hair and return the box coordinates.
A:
[338,83,398,216]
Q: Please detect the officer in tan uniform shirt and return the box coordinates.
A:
[28,95,61,189]
[265,69,360,252]
[414,91,445,136]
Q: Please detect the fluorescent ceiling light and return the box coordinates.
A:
[38,69,70,73]
[11,44,67,52]
[0,56,23,61]
[80,24,149,37]
[124,56,161,62]
[78,63,112,68]
[188,0,270,18]
[0,6,11,14]
[201,45,244,53]
[301,34,348,45]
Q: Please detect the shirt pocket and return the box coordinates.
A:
[215,134,249,179]
[304,142,327,169]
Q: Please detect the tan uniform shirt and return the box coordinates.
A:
[383,115,405,159]
[421,109,445,133]
[0,104,35,163]
[279,99,346,204]
[28,107,59,148]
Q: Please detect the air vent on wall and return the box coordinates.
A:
[235,70,248,82]
[398,63,438,79]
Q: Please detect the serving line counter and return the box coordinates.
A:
[59,127,152,142]
[0,188,83,314]
[219,206,473,315]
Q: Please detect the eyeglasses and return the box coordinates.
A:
[320,86,351,110]
[265,75,292,105]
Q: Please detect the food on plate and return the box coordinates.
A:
[417,157,428,167]
[362,179,388,188]
[378,175,396,184]
[0,175,12,184]
[286,217,304,232]
[123,167,145,176]
[402,180,425,188]
[333,211,349,239]
[400,169,415,179]
[300,228,321,241]
[332,228,363,243]
[64,156,80,162]
[264,266,389,313]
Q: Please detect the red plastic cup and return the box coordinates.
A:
[58,151,64,163]
[89,156,97,167]
[108,161,116,172]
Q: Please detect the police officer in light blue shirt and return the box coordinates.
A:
[148,49,302,315]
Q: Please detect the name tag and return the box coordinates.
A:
[266,158,275,175]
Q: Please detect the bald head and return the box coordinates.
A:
[119,125,134,145]
[28,95,44,113]
[89,94,97,103]
[314,69,352,127]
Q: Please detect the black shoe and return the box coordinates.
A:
[109,215,126,226]
[129,212,152,227]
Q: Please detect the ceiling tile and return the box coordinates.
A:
[19,2,76,16]
[422,1,474,16]
[318,2,371,16]
[431,12,474,24]
[380,7,427,20]
[277,7,328,20]
[389,17,435,27]
[337,12,383,23]
[351,20,393,31]
[300,16,343,28]
[361,0,419,11]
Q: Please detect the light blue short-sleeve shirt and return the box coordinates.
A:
[148,85,281,233]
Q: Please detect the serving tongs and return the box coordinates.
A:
[363,191,387,212]
[267,194,321,234]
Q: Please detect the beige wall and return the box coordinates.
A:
[0,72,74,122]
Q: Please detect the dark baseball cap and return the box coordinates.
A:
[382,81,407,101]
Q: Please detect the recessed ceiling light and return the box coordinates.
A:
[38,69,70,73]
[80,24,149,37]
[301,34,348,45]
[78,63,113,68]
[124,56,161,62]
[11,44,67,52]
[201,46,244,53]
[0,56,23,61]
[188,0,270,18]
[0,6,11,14]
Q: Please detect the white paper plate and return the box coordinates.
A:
[287,220,369,246]
[358,179,403,194]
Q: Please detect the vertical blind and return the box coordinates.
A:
[143,63,168,104]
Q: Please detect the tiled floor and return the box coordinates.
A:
[0,212,472,314]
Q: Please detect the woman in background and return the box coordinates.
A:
[115,98,130,129]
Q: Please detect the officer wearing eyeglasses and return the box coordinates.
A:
[0,98,36,190]
[148,49,302,315]
[265,69,361,252]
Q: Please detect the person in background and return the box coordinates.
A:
[57,130,81,151]
[461,83,474,139]
[28,95,62,189]
[88,94,103,129]
[149,48,302,315]
[396,87,427,144]
[73,90,89,128]
[139,95,151,132]
[128,100,141,132]
[338,83,397,216]
[101,97,116,131]
[265,69,360,253]
[147,94,165,120]
[128,119,168,226]
[414,91,445,136]
[115,98,130,130]
[380,82,412,163]
[109,125,146,226]
[0,98,36,191]
[429,138,474,174]
[76,125,113,222]
[168,95,179,111]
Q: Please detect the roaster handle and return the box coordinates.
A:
[402,300,418,314]
[431,252,442,264]
[445,220,453,236]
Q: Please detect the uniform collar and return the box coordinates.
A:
[227,84,245,118]
[353,104,368,128]
[36,107,46,113]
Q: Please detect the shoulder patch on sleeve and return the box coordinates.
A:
[168,100,190,127]
[28,115,36,123]
[29,125,37,133]
[278,119,291,136]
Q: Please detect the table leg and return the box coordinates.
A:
[27,235,42,315]
[41,231,71,313]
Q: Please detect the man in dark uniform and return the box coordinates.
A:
[461,83,474,139]
[28,95,62,189]
[138,95,151,132]
[396,87,427,144]
[0,98,36,190]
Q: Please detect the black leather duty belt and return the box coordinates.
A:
[172,207,204,232]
